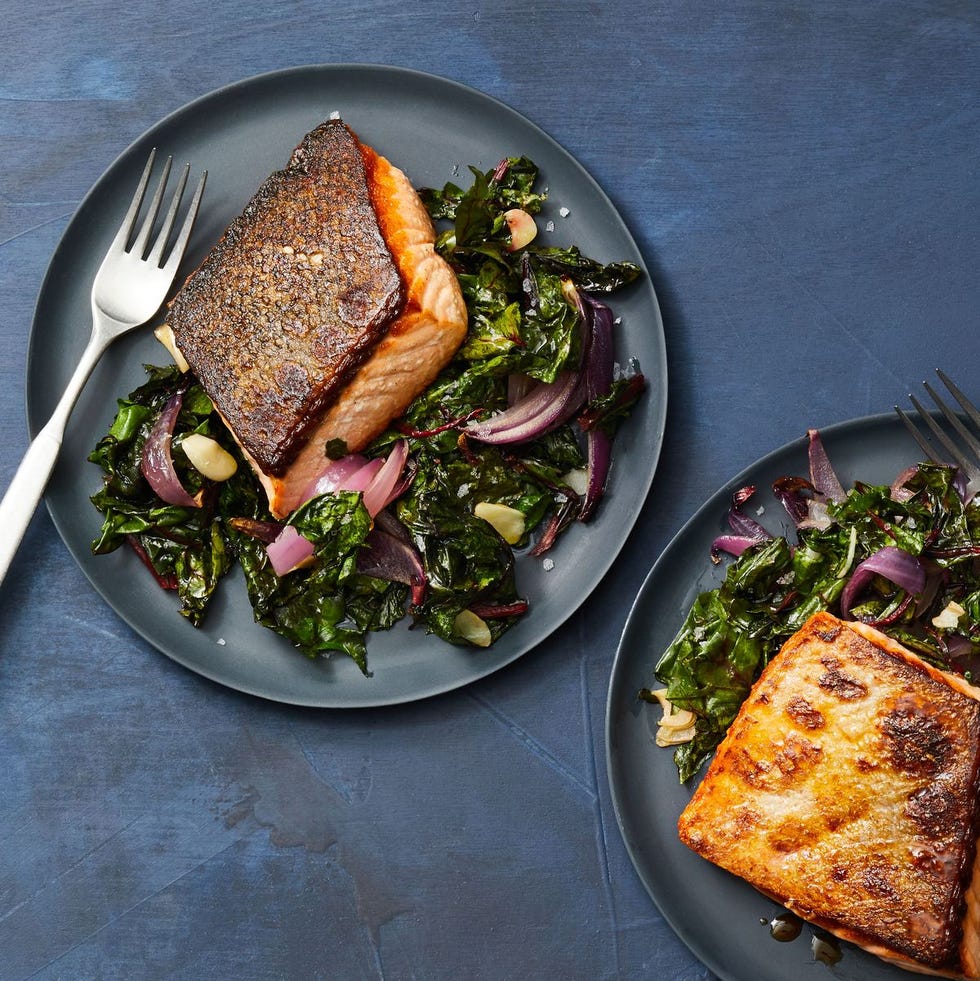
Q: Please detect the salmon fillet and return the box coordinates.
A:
[165,118,467,517]
[678,612,980,978]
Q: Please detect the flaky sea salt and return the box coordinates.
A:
[217,638,227,646]
[545,220,555,233]
[542,558,555,571]
[559,207,570,218]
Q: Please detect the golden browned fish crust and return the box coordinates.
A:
[168,119,405,476]
[678,612,980,978]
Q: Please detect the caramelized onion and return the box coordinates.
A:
[840,545,925,619]
[465,370,584,445]
[140,388,202,508]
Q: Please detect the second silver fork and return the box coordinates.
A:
[896,368,980,498]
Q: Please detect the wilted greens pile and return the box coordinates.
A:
[649,436,980,782]
[89,156,646,675]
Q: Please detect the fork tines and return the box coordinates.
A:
[115,148,207,270]
[896,369,980,489]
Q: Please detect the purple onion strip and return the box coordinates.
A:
[578,294,615,521]
[711,534,764,559]
[807,428,845,503]
[466,370,584,445]
[141,388,201,509]
[840,545,926,619]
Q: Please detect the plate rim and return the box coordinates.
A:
[26,63,669,708]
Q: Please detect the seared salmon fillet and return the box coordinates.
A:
[678,612,980,979]
[166,118,467,517]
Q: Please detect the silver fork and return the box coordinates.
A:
[895,368,980,498]
[0,150,206,585]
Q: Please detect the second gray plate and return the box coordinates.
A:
[607,414,933,981]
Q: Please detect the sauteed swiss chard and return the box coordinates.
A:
[89,156,646,674]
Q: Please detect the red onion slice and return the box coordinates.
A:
[580,429,611,523]
[343,458,384,493]
[772,475,814,526]
[840,545,926,619]
[356,508,426,604]
[265,443,412,577]
[710,534,765,559]
[507,372,535,406]
[466,370,585,445]
[141,389,202,508]
[807,428,845,503]
[889,464,920,502]
[362,440,408,518]
[266,525,314,576]
[724,485,773,541]
[301,454,369,500]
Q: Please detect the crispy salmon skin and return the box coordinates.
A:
[678,612,980,979]
[165,118,467,515]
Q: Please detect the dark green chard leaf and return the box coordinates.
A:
[236,492,375,673]
[88,366,245,622]
[492,156,547,213]
[453,166,501,250]
[531,246,642,293]
[395,458,523,644]
[174,522,233,626]
[578,373,647,436]
[654,538,797,782]
[420,157,545,236]
[516,261,581,382]
[345,576,411,633]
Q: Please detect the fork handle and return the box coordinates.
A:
[0,425,65,583]
[0,336,105,586]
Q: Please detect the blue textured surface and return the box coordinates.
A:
[1,3,979,979]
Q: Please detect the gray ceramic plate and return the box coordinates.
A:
[606,413,929,981]
[26,65,667,707]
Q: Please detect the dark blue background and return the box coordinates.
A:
[2,3,978,978]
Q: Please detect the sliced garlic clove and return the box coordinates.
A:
[649,687,696,746]
[932,600,966,630]
[180,433,238,482]
[656,724,697,747]
[153,323,190,373]
[659,707,696,730]
[503,208,537,251]
[453,609,492,648]
[474,501,526,545]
